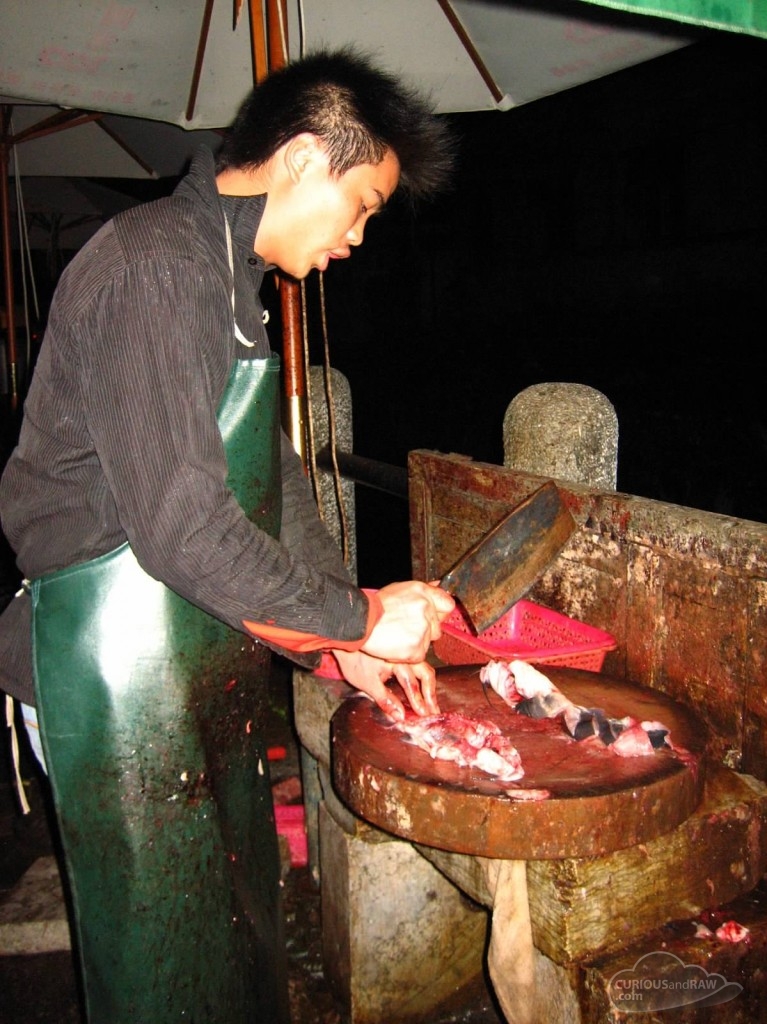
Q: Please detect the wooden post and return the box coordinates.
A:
[261,0,308,465]
[1,106,19,407]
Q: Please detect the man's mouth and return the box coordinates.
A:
[317,251,344,273]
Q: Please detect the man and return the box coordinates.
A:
[0,49,455,1022]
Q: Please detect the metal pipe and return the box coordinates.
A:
[314,445,408,498]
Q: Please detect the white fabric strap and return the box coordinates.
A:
[224,215,255,349]
[5,695,31,814]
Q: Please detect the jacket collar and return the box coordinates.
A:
[177,146,267,268]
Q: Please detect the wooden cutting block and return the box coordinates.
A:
[332,665,709,860]
[418,765,767,963]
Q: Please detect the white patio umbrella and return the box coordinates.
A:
[2,0,761,412]
[1,0,699,128]
[0,0,701,409]
[0,102,223,400]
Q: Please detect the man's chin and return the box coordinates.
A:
[271,266,304,282]
[270,259,319,281]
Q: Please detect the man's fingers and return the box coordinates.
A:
[427,582,456,618]
[375,688,405,722]
[394,665,424,712]
[392,662,440,716]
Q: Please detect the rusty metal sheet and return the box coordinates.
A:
[331,666,709,860]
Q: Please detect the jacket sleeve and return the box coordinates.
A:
[77,258,373,648]
[248,431,375,668]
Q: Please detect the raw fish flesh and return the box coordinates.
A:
[393,711,524,782]
[392,710,550,799]
[480,659,684,759]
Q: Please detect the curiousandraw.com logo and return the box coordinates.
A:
[608,950,743,1012]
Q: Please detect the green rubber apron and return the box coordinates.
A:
[31,353,290,1023]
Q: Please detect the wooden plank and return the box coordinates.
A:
[418,767,767,965]
[527,767,767,963]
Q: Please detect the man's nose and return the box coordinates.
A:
[346,219,366,246]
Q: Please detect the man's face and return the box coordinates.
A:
[259,141,401,279]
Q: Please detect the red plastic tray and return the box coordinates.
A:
[433,599,616,672]
[274,804,308,868]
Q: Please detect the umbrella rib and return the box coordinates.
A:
[187,0,217,123]
[94,119,158,178]
[435,0,505,105]
[2,106,157,177]
[4,109,101,148]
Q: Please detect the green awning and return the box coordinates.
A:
[579,0,767,38]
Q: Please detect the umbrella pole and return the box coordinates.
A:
[0,107,19,409]
[259,0,308,466]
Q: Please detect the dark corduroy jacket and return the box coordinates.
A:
[0,146,367,704]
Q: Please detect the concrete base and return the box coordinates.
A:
[0,856,71,955]
[319,801,488,1024]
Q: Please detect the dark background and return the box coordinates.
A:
[3,30,766,589]
[302,31,767,584]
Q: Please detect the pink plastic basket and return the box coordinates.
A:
[433,599,616,672]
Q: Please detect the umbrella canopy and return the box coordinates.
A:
[1,103,222,179]
[0,0,762,412]
[1,0,698,129]
[0,102,223,399]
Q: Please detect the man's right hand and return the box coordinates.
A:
[360,580,454,663]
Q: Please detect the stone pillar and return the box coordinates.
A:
[292,669,489,1023]
[296,380,621,1022]
[299,366,356,882]
[307,365,357,581]
[503,382,618,489]
[319,800,488,1024]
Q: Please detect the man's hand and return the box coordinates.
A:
[332,649,440,721]
[361,581,454,664]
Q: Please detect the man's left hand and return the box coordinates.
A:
[331,649,440,721]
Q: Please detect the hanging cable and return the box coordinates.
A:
[9,132,41,394]
[275,2,350,563]
[296,0,306,58]
[301,277,320,502]
[317,270,351,564]
[14,182,37,379]
[301,272,352,566]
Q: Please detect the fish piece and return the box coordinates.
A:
[640,720,672,749]
[481,658,682,759]
[715,920,750,943]
[610,718,656,756]
[503,659,555,699]
[516,689,573,720]
[479,658,523,706]
[482,658,600,739]
[394,711,525,783]
[501,787,550,802]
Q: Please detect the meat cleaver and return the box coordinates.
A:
[439,481,576,634]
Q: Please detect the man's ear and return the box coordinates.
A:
[283,133,326,184]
